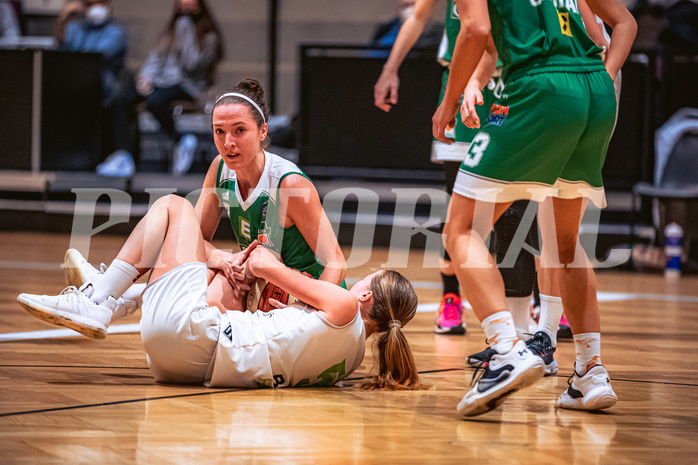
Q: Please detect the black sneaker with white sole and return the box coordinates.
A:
[466,346,496,368]
[457,340,545,417]
[525,331,558,376]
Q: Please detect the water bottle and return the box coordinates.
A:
[664,222,683,280]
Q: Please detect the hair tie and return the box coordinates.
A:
[215,92,266,123]
[388,319,401,329]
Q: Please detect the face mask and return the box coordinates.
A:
[399,6,414,21]
[86,5,110,25]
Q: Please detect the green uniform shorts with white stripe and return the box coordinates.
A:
[452,69,617,208]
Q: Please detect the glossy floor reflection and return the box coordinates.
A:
[1,232,697,463]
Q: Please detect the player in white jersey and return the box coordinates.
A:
[36,78,347,340]
[17,194,424,390]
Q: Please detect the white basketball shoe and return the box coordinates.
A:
[64,248,106,288]
[63,248,140,322]
[17,284,117,339]
[557,365,618,410]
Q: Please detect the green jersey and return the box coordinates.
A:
[217,152,325,279]
[438,0,503,70]
[488,0,605,81]
[437,0,460,66]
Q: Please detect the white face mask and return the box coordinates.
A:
[399,6,414,21]
[86,5,110,25]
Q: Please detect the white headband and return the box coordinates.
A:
[215,92,266,123]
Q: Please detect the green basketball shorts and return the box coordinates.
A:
[432,69,504,163]
[452,69,617,208]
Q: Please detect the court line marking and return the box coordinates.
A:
[3,258,698,300]
[1,363,695,389]
[0,367,466,418]
[0,389,242,418]
[0,364,149,369]
[1,362,695,390]
[610,378,698,388]
[417,290,698,314]
[3,289,698,341]
[4,257,697,304]
[0,324,140,342]
[2,367,696,418]
[0,260,61,271]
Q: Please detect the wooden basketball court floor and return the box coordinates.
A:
[1,231,697,464]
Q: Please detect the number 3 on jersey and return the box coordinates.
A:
[463,133,490,168]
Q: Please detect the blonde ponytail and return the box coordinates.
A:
[361,270,428,390]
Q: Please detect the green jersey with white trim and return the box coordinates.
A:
[437,0,460,66]
[488,0,605,81]
[217,151,325,279]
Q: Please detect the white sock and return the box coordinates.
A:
[507,296,532,341]
[122,283,146,307]
[482,311,518,354]
[538,294,564,347]
[573,332,602,376]
[91,259,139,304]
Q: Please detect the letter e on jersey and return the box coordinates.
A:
[239,218,251,240]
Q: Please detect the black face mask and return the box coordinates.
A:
[177,8,201,19]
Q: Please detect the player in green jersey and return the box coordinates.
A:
[374,0,540,347]
[432,0,636,416]
[194,78,347,310]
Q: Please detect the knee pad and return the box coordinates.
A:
[499,254,536,297]
[494,201,538,297]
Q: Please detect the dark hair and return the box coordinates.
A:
[214,78,271,149]
[55,2,85,43]
[160,0,224,69]
[80,0,112,6]
[361,270,427,390]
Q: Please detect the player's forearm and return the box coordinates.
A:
[585,0,637,78]
[382,15,430,74]
[604,18,637,78]
[253,258,336,310]
[206,242,223,269]
[443,22,489,105]
[578,0,608,49]
[469,41,497,90]
[206,242,236,270]
[305,211,347,286]
[314,236,347,285]
[318,258,347,286]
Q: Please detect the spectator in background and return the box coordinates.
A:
[98,0,223,178]
[61,0,127,107]
[54,1,85,45]
[0,0,20,41]
[59,0,129,174]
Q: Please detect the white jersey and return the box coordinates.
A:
[206,304,366,388]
